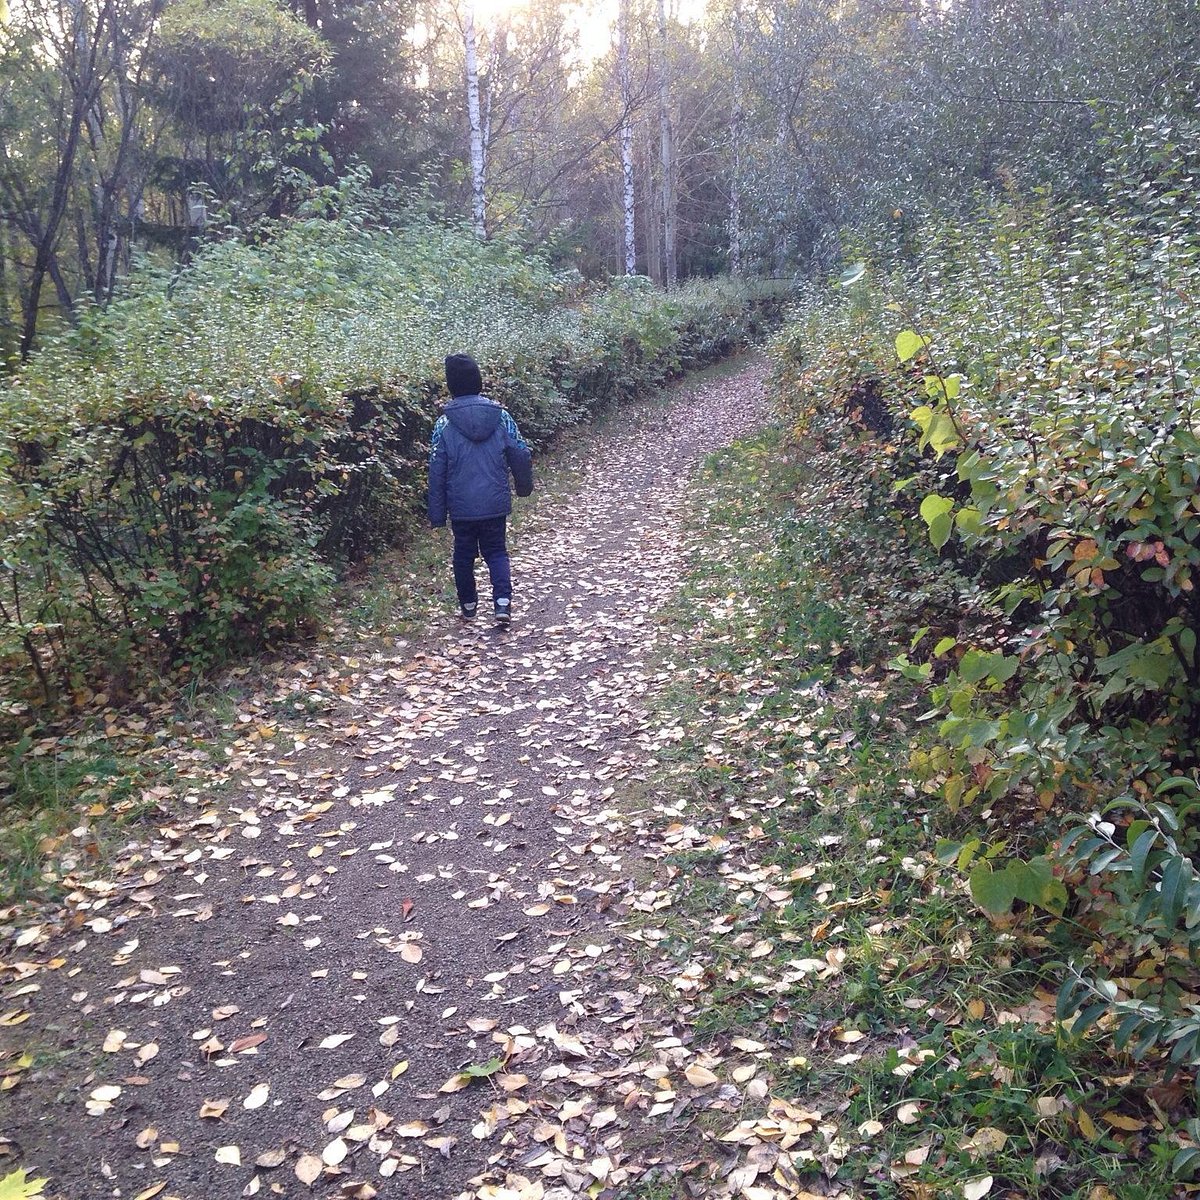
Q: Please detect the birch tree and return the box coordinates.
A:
[618,0,635,274]
[727,0,744,275]
[655,0,676,288]
[463,4,486,238]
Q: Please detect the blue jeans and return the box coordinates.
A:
[451,516,511,605]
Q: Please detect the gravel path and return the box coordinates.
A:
[1,356,770,1200]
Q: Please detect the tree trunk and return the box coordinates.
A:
[729,0,744,276]
[618,0,636,275]
[642,121,661,285]
[464,5,487,239]
[0,220,14,362]
[655,0,677,289]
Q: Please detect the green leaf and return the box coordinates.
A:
[935,838,963,865]
[928,513,952,549]
[461,1056,505,1079]
[1160,856,1192,928]
[1129,828,1159,887]
[922,373,961,402]
[1173,1145,1200,1179]
[955,506,983,536]
[969,863,1017,915]
[895,329,929,363]
[919,494,954,526]
[0,1171,49,1200]
[925,410,961,456]
[1073,1001,1111,1038]
[919,494,955,547]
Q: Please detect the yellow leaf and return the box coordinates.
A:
[214,1145,241,1166]
[1101,1112,1147,1132]
[0,1169,50,1199]
[963,1126,1007,1158]
[684,1063,719,1087]
[962,1178,993,1200]
[1077,1108,1100,1140]
[131,1184,167,1200]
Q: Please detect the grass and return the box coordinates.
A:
[0,733,154,904]
[624,418,1186,1198]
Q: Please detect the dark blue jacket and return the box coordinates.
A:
[427,395,533,527]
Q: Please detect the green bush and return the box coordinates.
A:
[768,112,1200,1088]
[0,189,786,699]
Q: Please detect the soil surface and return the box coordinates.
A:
[2,357,774,1200]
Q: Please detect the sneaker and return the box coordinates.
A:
[459,601,477,621]
[493,598,511,624]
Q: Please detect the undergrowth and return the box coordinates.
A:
[642,422,1188,1197]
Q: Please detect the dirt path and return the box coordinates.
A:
[3,357,772,1200]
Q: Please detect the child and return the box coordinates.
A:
[427,353,534,623]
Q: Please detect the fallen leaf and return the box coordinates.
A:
[321,1138,348,1166]
[1102,1112,1147,1132]
[295,1154,323,1185]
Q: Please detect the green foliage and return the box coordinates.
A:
[153,0,329,137]
[770,111,1200,1079]
[0,192,786,701]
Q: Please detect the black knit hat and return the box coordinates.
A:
[445,353,483,398]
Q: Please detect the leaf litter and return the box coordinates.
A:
[1,357,858,1197]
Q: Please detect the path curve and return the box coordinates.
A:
[2,356,769,1200]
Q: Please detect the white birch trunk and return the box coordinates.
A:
[729,0,744,276]
[464,5,487,239]
[618,0,636,275]
[656,0,677,289]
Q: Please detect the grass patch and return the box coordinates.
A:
[630,421,1180,1197]
[0,732,156,904]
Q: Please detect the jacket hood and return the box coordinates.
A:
[446,395,503,443]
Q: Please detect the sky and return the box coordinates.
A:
[468,0,710,63]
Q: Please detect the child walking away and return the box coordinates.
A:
[428,354,534,624]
